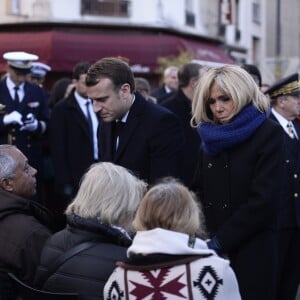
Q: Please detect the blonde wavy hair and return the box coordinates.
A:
[133,178,207,239]
[191,64,270,126]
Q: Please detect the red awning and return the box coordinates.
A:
[0,30,233,73]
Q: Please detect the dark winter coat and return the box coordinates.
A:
[193,118,285,300]
[34,214,132,300]
[0,189,54,282]
[50,90,101,196]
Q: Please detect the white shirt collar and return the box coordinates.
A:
[272,108,298,138]
[120,94,135,123]
[6,76,24,91]
[74,90,89,105]
[271,108,290,128]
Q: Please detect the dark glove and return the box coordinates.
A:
[207,236,223,255]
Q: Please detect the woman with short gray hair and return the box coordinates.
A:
[34,162,147,300]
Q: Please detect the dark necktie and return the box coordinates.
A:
[85,101,94,144]
[13,86,20,109]
[113,120,125,152]
[287,122,295,139]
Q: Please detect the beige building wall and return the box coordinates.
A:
[264,0,300,83]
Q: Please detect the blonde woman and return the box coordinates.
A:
[104,178,241,299]
[34,162,147,300]
[191,65,284,300]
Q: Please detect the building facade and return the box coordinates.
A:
[0,0,298,85]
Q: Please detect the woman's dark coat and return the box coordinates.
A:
[34,215,131,300]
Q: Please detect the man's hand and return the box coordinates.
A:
[3,111,23,126]
[20,114,38,132]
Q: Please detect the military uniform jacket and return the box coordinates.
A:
[270,113,300,228]
[99,93,185,184]
[0,78,49,170]
[193,119,284,252]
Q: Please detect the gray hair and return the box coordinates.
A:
[164,66,179,78]
[0,145,18,179]
[66,162,147,226]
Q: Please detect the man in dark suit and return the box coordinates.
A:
[151,65,179,104]
[161,62,203,186]
[266,73,300,300]
[50,62,100,211]
[0,51,49,202]
[86,57,184,184]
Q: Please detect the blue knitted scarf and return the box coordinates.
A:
[199,104,267,156]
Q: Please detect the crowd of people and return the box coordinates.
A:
[0,50,299,300]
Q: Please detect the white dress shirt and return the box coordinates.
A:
[75,91,99,160]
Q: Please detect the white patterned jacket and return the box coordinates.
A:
[103,228,241,300]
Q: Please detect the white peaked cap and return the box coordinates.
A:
[3,51,39,70]
[31,62,52,78]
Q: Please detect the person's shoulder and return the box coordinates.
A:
[261,117,283,132]
[151,86,164,97]
[253,117,284,144]
[51,94,74,111]
[190,254,233,278]
[160,93,185,112]
[144,97,179,120]
[25,81,43,93]
[160,94,176,107]
[9,213,51,241]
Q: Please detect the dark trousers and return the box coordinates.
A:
[229,230,278,300]
[277,228,300,300]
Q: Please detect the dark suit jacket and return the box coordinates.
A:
[161,89,201,186]
[99,93,185,184]
[0,78,49,172]
[50,90,101,194]
[270,113,300,228]
[151,86,175,104]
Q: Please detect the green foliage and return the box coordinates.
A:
[156,50,193,77]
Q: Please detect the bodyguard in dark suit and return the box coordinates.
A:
[50,62,100,210]
[266,73,300,300]
[151,65,179,104]
[0,51,49,202]
[161,62,202,186]
[86,57,185,184]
